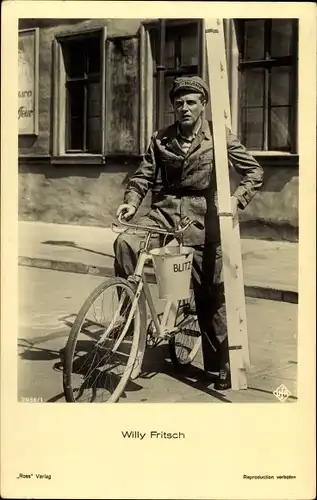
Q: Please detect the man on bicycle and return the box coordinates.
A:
[114,76,264,390]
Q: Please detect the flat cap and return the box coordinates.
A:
[169,76,209,103]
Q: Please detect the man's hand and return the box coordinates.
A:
[116,203,136,221]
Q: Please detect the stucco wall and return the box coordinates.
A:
[238,165,298,241]
[19,160,151,226]
[19,160,298,241]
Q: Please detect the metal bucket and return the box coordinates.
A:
[150,246,194,300]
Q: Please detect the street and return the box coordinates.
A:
[18,266,298,403]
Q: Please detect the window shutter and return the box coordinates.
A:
[52,38,66,156]
[140,26,155,151]
[52,38,60,156]
[101,26,107,156]
[105,36,140,155]
[139,25,146,154]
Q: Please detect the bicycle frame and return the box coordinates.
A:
[133,245,178,340]
[107,215,199,353]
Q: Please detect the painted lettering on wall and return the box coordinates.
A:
[18,29,38,135]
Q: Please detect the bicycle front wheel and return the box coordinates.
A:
[63,278,145,403]
[169,290,201,368]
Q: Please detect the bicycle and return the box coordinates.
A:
[63,215,203,403]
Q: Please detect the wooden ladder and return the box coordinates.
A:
[205,19,250,390]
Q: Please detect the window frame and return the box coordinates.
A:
[143,19,204,131]
[64,35,101,153]
[141,18,299,162]
[139,24,154,152]
[237,19,298,154]
[52,27,107,163]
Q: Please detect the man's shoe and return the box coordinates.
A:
[214,364,231,391]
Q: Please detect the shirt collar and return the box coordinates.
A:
[201,119,212,140]
[177,119,212,141]
[161,119,212,143]
[177,119,201,141]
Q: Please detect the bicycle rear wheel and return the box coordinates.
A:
[63,277,146,403]
[169,290,201,368]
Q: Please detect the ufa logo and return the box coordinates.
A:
[273,384,291,403]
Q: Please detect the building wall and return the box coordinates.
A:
[237,165,298,241]
[19,159,299,241]
[18,18,299,242]
[18,18,145,156]
[19,159,151,227]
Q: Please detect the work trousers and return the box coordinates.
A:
[113,217,229,371]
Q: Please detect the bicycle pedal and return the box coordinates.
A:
[187,309,197,316]
[165,332,177,342]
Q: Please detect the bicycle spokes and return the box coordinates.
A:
[66,281,140,403]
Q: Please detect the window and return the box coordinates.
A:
[238,19,298,153]
[53,28,142,159]
[62,35,101,153]
[53,29,106,159]
[58,33,103,154]
[150,20,203,129]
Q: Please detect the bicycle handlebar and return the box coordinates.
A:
[113,213,203,237]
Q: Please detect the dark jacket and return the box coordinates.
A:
[124,120,264,245]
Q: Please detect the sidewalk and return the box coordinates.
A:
[18,221,298,303]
